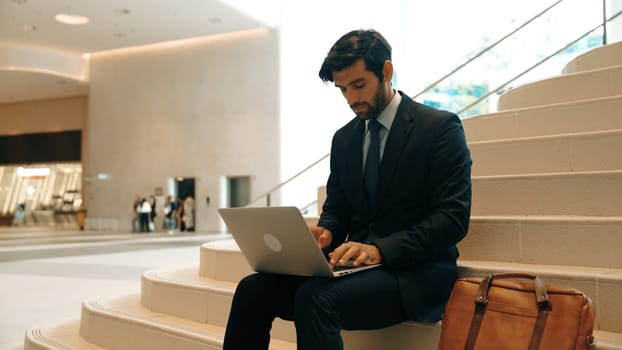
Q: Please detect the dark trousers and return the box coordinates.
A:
[138,213,149,232]
[223,268,406,350]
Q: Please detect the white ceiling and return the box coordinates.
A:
[0,0,281,104]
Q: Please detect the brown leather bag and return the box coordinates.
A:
[438,273,595,350]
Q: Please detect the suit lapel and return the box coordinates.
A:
[373,95,416,211]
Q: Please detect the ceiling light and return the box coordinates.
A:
[55,13,90,25]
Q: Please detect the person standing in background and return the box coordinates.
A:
[183,195,195,232]
[163,195,177,233]
[148,195,157,232]
[177,198,185,232]
[137,197,151,233]
[132,195,141,232]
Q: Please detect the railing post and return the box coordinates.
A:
[603,0,608,45]
[266,194,271,207]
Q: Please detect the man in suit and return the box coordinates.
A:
[223,29,472,350]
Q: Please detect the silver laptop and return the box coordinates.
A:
[218,206,381,278]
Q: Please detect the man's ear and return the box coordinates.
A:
[382,60,394,83]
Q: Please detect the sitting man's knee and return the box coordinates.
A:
[294,281,335,320]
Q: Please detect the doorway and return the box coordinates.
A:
[168,177,196,231]
[225,176,251,208]
[218,175,251,233]
[174,177,195,200]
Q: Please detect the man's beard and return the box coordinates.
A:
[352,85,387,121]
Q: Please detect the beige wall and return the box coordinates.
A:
[0,96,86,135]
[86,28,280,232]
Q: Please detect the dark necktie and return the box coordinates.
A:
[364,119,382,204]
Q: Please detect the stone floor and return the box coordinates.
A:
[0,226,230,350]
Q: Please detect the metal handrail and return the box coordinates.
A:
[602,0,608,45]
[412,0,564,100]
[457,9,622,116]
[300,200,318,214]
[247,152,330,206]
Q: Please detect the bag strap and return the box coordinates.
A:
[464,273,552,350]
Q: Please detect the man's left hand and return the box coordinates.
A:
[328,241,382,269]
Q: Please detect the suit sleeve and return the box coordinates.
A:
[317,133,350,250]
[373,114,472,266]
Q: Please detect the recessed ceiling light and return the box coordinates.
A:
[55,13,90,25]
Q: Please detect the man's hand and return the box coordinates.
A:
[310,226,333,249]
[328,241,382,269]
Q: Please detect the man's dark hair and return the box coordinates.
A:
[319,29,392,83]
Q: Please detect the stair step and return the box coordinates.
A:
[80,293,295,350]
[498,65,622,110]
[85,290,441,350]
[595,331,622,350]
[469,129,622,176]
[141,265,296,342]
[212,213,622,269]
[472,170,622,216]
[141,265,236,326]
[199,239,254,283]
[24,318,104,349]
[320,169,622,219]
[267,214,622,269]
[463,95,622,142]
[21,315,622,350]
[563,41,622,74]
[464,215,622,269]
[146,263,621,348]
[341,322,441,350]
[196,239,622,333]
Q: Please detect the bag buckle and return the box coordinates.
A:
[536,297,551,311]
[475,295,488,305]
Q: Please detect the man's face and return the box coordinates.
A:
[333,58,388,120]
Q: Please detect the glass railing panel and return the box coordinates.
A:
[408,0,605,118]
[506,28,605,90]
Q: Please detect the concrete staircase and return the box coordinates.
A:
[22,42,622,349]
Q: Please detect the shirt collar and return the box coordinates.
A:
[367,90,401,132]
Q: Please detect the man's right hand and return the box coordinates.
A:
[310,226,332,249]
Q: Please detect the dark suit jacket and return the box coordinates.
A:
[317,91,472,322]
